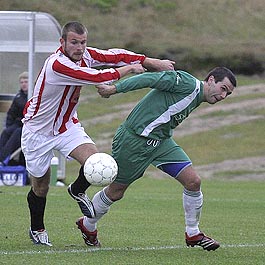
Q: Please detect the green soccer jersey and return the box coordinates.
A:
[115,70,204,140]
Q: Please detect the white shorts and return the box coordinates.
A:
[21,123,95,177]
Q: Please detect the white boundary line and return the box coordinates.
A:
[1,243,264,256]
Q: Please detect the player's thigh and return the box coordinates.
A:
[56,123,97,165]
[152,140,200,190]
[21,125,54,177]
[152,137,191,176]
[70,143,98,165]
[112,125,155,185]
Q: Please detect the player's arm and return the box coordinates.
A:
[87,47,146,67]
[87,47,175,71]
[142,58,175,71]
[98,64,146,97]
[116,64,145,78]
[97,71,176,98]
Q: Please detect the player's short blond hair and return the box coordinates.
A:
[19,71,28,80]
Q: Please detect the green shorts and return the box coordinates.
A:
[112,124,191,185]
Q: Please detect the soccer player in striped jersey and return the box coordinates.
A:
[22,21,175,246]
[80,67,236,250]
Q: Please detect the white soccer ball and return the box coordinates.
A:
[84,153,118,187]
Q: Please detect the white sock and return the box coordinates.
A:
[83,187,113,232]
[183,188,203,237]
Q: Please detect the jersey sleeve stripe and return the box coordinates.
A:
[52,60,120,83]
[87,47,146,64]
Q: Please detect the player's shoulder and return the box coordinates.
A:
[14,91,22,99]
[176,70,196,79]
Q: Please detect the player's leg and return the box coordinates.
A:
[56,124,98,218]
[177,166,220,251]
[77,182,130,246]
[68,143,98,218]
[27,170,52,246]
[177,166,203,236]
[83,181,130,230]
[153,138,219,251]
[156,162,202,237]
[176,166,202,237]
[69,142,98,192]
[22,125,54,246]
[79,124,152,246]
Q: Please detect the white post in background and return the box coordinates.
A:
[53,150,66,182]
[50,156,59,186]
[27,12,35,99]
[57,154,66,181]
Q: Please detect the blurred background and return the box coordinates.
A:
[1,0,265,78]
[0,0,264,182]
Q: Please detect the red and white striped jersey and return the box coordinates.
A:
[23,46,145,136]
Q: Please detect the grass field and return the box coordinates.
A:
[0,177,264,265]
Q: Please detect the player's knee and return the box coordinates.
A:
[186,176,201,191]
[105,182,129,202]
[33,185,49,197]
[108,191,124,202]
[105,187,125,202]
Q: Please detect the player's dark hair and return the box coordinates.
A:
[61,21,88,41]
[204,67,237,87]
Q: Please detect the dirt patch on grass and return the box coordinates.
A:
[195,156,265,180]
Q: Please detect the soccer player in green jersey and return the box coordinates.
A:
[76,67,236,251]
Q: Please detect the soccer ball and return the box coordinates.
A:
[84,153,118,187]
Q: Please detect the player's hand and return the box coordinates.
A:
[96,84,116,98]
[130,64,146,74]
[158,59,175,71]
[143,58,175,71]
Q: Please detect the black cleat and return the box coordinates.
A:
[68,184,96,218]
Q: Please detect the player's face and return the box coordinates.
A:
[61,31,87,62]
[204,76,234,104]
[19,78,28,93]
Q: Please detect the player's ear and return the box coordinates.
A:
[60,38,65,47]
[208,75,215,84]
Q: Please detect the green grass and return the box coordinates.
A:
[0,178,264,264]
[214,170,265,179]
[220,92,265,104]
[176,120,265,165]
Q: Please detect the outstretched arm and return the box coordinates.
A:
[97,71,177,98]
